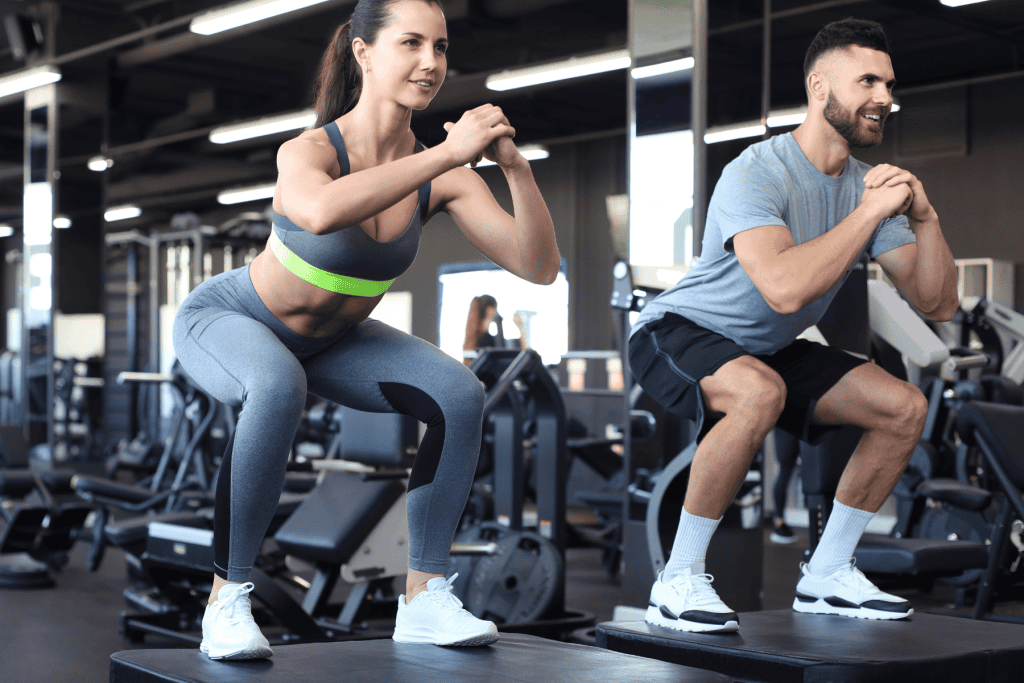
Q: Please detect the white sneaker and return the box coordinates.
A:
[793,560,913,620]
[392,574,499,646]
[645,568,739,633]
[200,582,273,660]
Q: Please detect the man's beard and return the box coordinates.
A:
[823,91,882,149]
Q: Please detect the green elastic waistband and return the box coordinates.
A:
[269,230,394,297]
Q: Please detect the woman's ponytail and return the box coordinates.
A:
[310,19,364,129]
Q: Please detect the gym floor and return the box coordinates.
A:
[4,521,1022,683]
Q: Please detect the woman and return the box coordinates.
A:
[461,295,528,365]
[172,0,559,660]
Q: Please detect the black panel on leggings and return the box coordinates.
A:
[213,431,234,580]
[378,382,445,493]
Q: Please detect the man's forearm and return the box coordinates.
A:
[912,212,959,320]
[775,204,883,314]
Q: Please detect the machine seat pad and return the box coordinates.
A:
[0,469,37,497]
[105,511,211,547]
[109,633,735,683]
[853,533,988,575]
[956,402,1024,491]
[274,472,405,566]
[72,475,160,505]
[916,478,993,511]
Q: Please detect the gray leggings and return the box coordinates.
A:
[172,265,484,582]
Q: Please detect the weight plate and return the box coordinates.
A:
[466,529,563,624]
[446,522,512,602]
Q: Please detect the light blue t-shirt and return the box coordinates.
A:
[631,133,916,355]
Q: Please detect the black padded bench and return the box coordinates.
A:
[597,610,1024,683]
[109,633,736,683]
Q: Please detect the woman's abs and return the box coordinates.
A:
[248,243,383,339]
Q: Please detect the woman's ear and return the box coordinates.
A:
[352,36,369,73]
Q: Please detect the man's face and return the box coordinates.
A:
[819,45,896,148]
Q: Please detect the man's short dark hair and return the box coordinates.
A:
[804,18,889,81]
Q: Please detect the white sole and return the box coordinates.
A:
[792,597,913,621]
[645,606,739,634]
[769,532,798,544]
[200,640,273,660]
[393,626,499,647]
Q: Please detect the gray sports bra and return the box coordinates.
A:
[268,121,430,296]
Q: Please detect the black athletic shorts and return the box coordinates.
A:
[628,312,869,446]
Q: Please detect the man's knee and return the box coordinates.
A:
[890,382,928,442]
[703,359,786,423]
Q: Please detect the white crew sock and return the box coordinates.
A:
[807,498,874,577]
[663,508,722,580]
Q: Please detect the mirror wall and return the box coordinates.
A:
[23,84,57,449]
[628,0,698,280]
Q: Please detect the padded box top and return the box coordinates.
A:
[110,633,735,683]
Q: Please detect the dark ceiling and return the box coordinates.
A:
[0,0,1021,229]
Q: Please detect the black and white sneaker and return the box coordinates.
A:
[793,560,912,620]
[645,568,739,633]
[769,517,798,545]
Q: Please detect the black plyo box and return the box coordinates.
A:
[597,611,1024,683]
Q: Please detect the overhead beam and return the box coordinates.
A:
[708,0,871,37]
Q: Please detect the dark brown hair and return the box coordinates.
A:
[804,18,889,83]
[310,0,444,129]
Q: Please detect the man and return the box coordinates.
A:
[628,18,958,633]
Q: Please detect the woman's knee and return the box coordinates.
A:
[245,364,308,417]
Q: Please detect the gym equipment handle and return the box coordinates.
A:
[450,542,498,556]
[939,353,989,381]
[116,372,174,384]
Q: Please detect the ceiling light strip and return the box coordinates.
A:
[486,49,631,91]
[191,0,333,35]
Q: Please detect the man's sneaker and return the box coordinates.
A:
[770,517,798,545]
[393,574,499,646]
[793,560,913,620]
[645,568,739,633]
[200,582,273,660]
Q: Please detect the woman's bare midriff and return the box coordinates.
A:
[248,243,384,339]
[248,125,432,339]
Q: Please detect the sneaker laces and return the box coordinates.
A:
[214,582,258,627]
[668,572,721,608]
[425,574,466,612]
[835,558,879,594]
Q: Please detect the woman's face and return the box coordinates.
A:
[359,1,448,111]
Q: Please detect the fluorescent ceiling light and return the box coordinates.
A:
[631,57,694,80]
[767,107,807,128]
[0,65,61,98]
[53,215,71,229]
[105,205,142,222]
[705,124,766,144]
[486,49,631,91]
[88,156,113,172]
[218,183,276,205]
[191,0,332,35]
[474,144,549,168]
[210,110,317,144]
[0,224,13,238]
[940,0,989,6]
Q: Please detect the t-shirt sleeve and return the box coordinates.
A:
[867,214,916,259]
[711,160,789,251]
